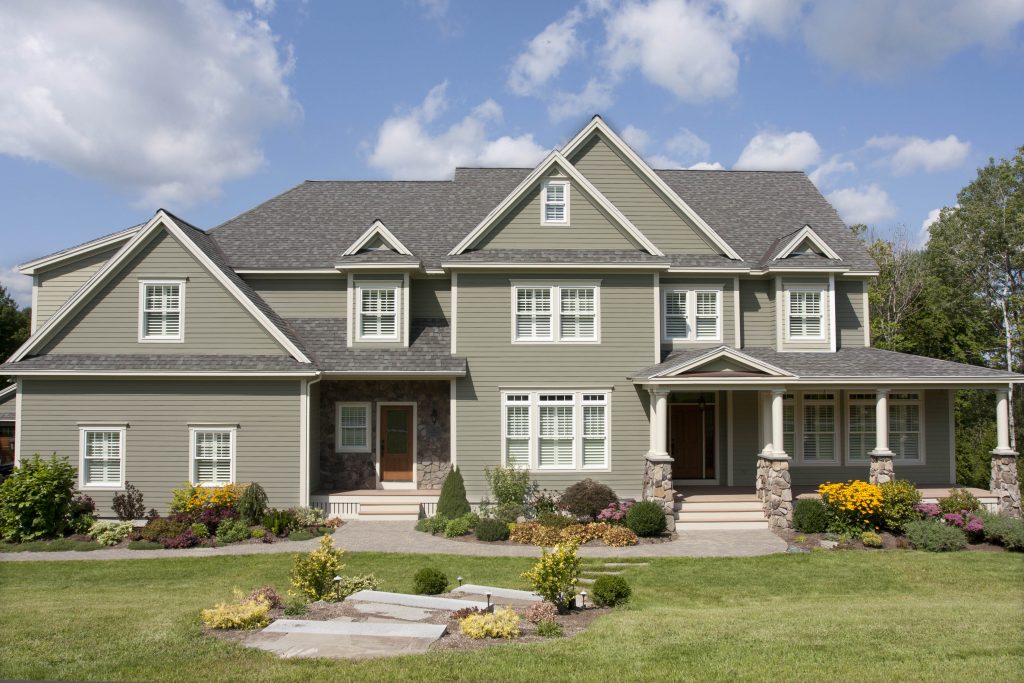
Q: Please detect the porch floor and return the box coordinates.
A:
[312,489,441,497]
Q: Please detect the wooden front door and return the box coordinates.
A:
[380,405,414,482]
[670,404,705,480]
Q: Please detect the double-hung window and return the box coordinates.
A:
[513,282,599,343]
[889,393,922,462]
[191,427,235,486]
[336,402,371,452]
[787,288,824,340]
[801,393,836,462]
[139,281,183,341]
[80,427,125,488]
[662,288,721,342]
[541,180,569,224]
[357,282,399,341]
[501,390,610,470]
[847,393,877,462]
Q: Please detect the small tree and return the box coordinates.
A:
[112,482,146,521]
[436,467,471,518]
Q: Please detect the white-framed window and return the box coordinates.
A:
[847,393,876,462]
[356,281,400,341]
[889,392,922,462]
[786,288,825,340]
[801,393,836,463]
[782,393,795,456]
[501,390,611,471]
[190,427,235,486]
[139,280,184,342]
[512,282,600,343]
[79,427,125,488]
[662,287,722,342]
[336,402,371,453]
[540,179,569,225]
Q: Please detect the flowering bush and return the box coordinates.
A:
[597,501,633,523]
[170,482,243,515]
[938,487,981,514]
[287,506,326,528]
[525,601,559,624]
[943,511,985,541]
[522,542,582,611]
[913,503,941,519]
[818,480,883,533]
[459,607,521,639]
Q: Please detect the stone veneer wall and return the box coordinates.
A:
[317,380,451,491]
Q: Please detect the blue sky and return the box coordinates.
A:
[1,0,1022,305]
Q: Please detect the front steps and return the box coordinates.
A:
[310,490,440,521]
[674,488,767,530]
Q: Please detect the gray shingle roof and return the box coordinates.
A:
[444,249,670,265]
[19,223,143,270]
[0,355,312,373]
[336,251,422,265]
[630,346,1023,381]
[286,318,466,375]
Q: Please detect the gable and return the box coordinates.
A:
[362,235,392,251]
[35,245,122,327]
[569,134,720,256]
[681,356,770,375]
[41,229,286,356]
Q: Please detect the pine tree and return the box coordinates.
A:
[436,467,470,518]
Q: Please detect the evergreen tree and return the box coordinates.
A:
[436,467,470,518]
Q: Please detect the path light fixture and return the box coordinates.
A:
[457,576,464,586]
[580,590,587,608]
[486,592,491,607]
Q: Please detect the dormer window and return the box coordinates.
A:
[541,180,569,225]
[787,288,824,340]
[356,281,400,341]
[139,280,184,342]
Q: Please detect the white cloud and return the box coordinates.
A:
[803,0,1024,79]
[721,0,805,37]
[0,1,298,208]
[249,0,276,14]
[826,184,897,225]
[867,134,971,175]
[665,128,711,162]
[367,83,548,179]
[647,154,684,169]
[808,154,856,187]
[919,207,943,244]
[418,0,449,19]
[508,8,585,96]
[547,78,614,121]
[0,266,32,308]
[688,161,726,170]
[620,125,651,152]
[734,131,822,170]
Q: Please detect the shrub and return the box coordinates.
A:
[943,511,985,541]
[200,595,270,630]
[537,512,576,530]
[536,620,563,637]
[263,509,297,537]
[290,535,346,601]
[0,455,77,541]
[451,606,484,620]
[127,540,162,550]
[283,596,308,616]
[139,516,188,543]
[905,519,967,552]
[215,518,251,544]
[111,482,146,521]
[625,501,667,537]
[288,506,326,528]
[444,516,472,538]
[861,531,883,548]
[938,488,981,514]
[879,480,922,533]
[913,503,941,519]
[509,522,562,546]
[413,567,449,595]
[980,513,1024,551]
[793,499,829,533]
[559,479,617,521]
[591,575,632,607]
[335,574,380,599]
[525,601,559,624]
[459,607,520,639]
[475,517,510,541]
[237,483,269,526]
[522,542,582,611]
[530,490,559,516]
[492,502,526,524]
[597,501,633,524]
[88,521,133,547]
[485,466,534,507]
[251,527,267,539]
[415,515,449,534]
[818,480,883,533]
[161,529,199,549]
[288,530,315,542]
[246,585,283,608]
[190,523,210,539]
[437,467,471,519]
[195,507,238,533]
[68,494,97,534]
[601,525,639,547]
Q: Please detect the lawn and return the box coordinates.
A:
[1,550,1022,682]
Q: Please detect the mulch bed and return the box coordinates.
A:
[778,529,1003,552]
[445,532,677,546]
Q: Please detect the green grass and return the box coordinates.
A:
[1,550,1022,682]
[0,539,103,553]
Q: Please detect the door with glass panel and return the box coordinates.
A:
[380,405,414,481]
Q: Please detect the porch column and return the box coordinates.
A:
[756,387,792,530]
[868,389,895,485]
[771,388,786,457]
[643,388,675,531]
[990,387,1021,518]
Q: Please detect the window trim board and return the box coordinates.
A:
[509,280,602,344]
[189,425,237,487]
[335,401,372,453]
[500,389,611,472]
[540,179,570,226]
[137,279,185,343]
[78,426,126,490]
[660,283,724,344]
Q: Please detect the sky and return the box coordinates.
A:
[1,0,1022,306]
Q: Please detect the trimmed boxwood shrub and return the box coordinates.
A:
[591,575,631,607]
[558,479,617,521]
[905,519,967,552]
[412,567,449,595]
[415,515,449,535]
[793,498,828,533]
[475,517,510,542]
[437,468,471,519]
[625,500,666,537]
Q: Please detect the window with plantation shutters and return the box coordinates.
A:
[512,282,600,343]
[847,393,876,462]
[782,395,795,456]
[80,428,124,487]
[357,284,399,340]
[539,395,574,469]
[695,291,719,339]
[788,289,824,339]
[501,390,610,471]
[336,403,370,452]
[504,395,530,469]
[191,428,234,486]
[515,287,553,341]
[140,281,183,341]
[541,180,569,224]
[581,394,607,468]
[801,393,836,462]
[889,393,921,461]
[664,291,688,338]
[662,288,721,341]
[560,287,596,340]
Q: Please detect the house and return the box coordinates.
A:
[2,116,1020,528]
[0,384,14,469]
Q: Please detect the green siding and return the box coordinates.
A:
[660,277,736,350]
[730,391,760,486]
[246,276,346,318]
[739,279,775,348]
[18,378,302,514]
[474,183,641,251]
[410,277,451,321]
[569,135,718,255]
[350,274,408,349]
[35,246,121,326]
[454,273,655,499]
[42,231,284,355]
[836,279,866,348]
[778,277,832,352]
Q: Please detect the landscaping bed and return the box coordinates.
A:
[779,529,1005,553]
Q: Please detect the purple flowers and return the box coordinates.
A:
[597,501,633,523]
[914,503,941,518]
[943,511,985,540]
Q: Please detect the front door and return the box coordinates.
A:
[380,405,414,482]
[670,404,715,480]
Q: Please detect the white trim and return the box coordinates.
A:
[78,426,126,490]
[733,278,741,348]
[665,267,751,274]
[651,346,795,379]
[334,263,422,272]
[448,151,664,257]
[451,271,458,354]
[862,279,871,347]
[13,380,21,465]
[948,388,956,483]
[450,379,457,469]
[234,269,341,275]
[342,220,414,256]
[403,272,410,348]
[774,277,783,349]
[641,376,1022,388]
[784,283,828,342]
[0,384,15,402]
[889,390,926,466]
[773,225,842,261]
[321,370,466,379]
[500,389,611,472]
[726,390,734,486]
[189,426,237,486]
[652,273,660,362]
[660,284,724,344]
[137,279,185,343]
[30,276,38,334]
[8,211,311,364]
[346,273,354,348]
[353,279,402,343]
[790,391,840,466]
[510,280,601,345]
[18,226,141,275]
[298,378,313,508]
[376,401,418,486]
[828,274,837,352]
[3,370,320,378]
[560,116,741,260]
[336,401,372,453]
[442,262,668,271]
[540,179,570,226]
[846,390,877,465]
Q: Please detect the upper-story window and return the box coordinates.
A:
[787,288,824,340]
[356,281,400,341]
[512,282,600,343]
[541,180,569,225]
[139,280,184,342]
[663,287,722,342]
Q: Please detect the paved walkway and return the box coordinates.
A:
[0,521,786,562]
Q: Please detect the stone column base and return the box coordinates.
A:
[868,451,895,485]
[757,453,792,531]
[990,451,1022,519]
[642,456,676,532]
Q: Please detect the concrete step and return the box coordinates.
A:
[676,510,766,523]
[264,619,446,639]
[676,501,764,513]
[579,577,596,585]
[581,570,623,576]
[677,520,768,530]
[357,504,421,515]
[451,585,541,602]
[588,562,650,568]
[347,590,489,611]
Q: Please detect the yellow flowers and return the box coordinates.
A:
[169,481,245,513]
[459,607,521,639]
[818,480,883,532]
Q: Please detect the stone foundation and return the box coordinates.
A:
[642,457,676,532]
[757,454,793,530]
[990,452,1022,518]
[317,380,451,491]
[869,452,895,485]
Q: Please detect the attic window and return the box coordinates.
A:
[541,180,569,225]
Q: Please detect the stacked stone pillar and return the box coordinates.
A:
[990,388,1021,518]
[755,389,793,530]
[642,388,676,531]
[868,389,896,485]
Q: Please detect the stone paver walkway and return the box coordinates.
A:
[0,521,785,562]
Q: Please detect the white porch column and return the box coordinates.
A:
[643,387,675,531]
[760,391,774,453]
[651,388,670,458]
[990,387,1021,518]
[757,387,793,529]
[994,388,1014,455]
[771,388,786,456]
[869,388,895,485]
